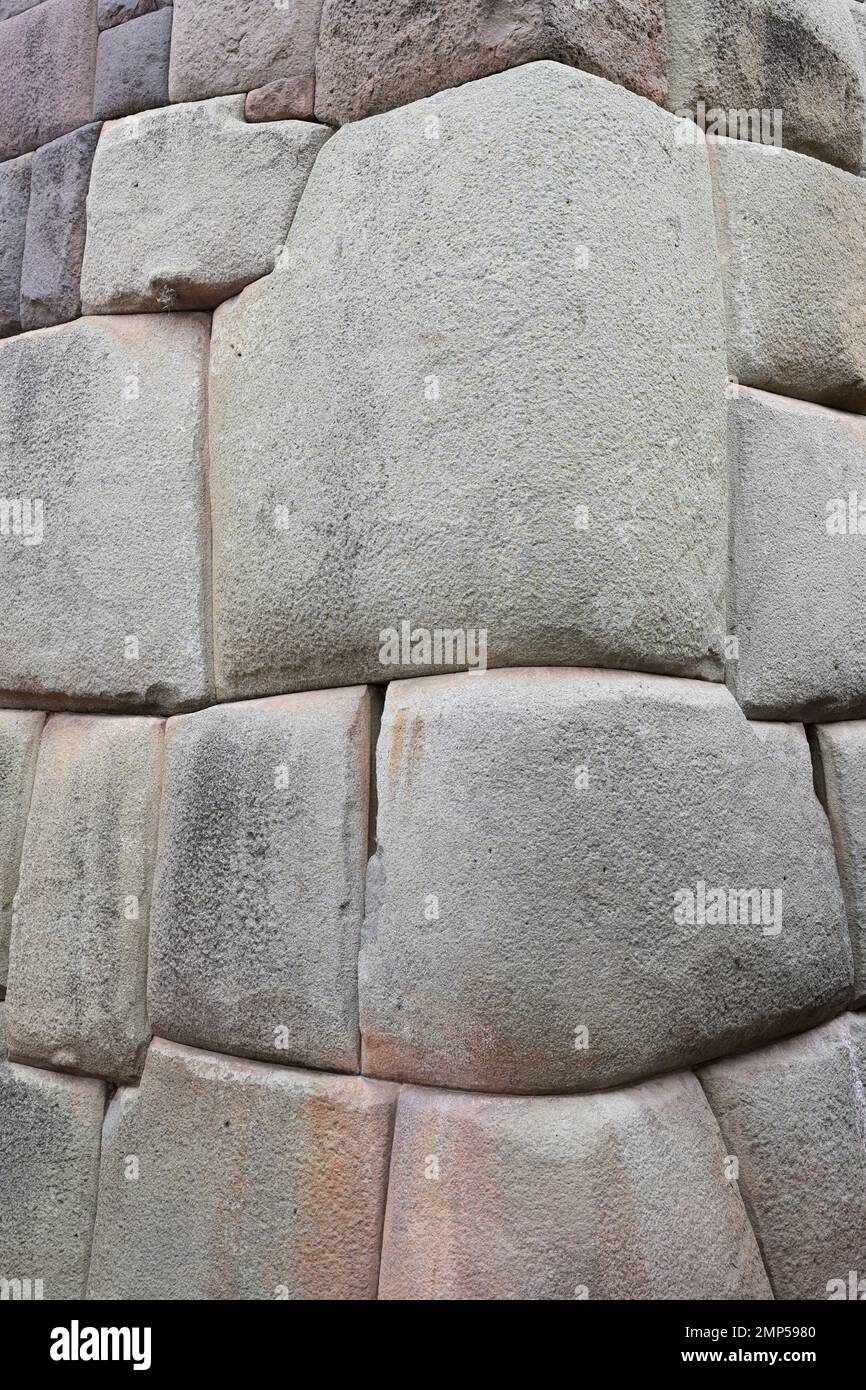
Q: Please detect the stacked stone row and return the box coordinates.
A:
[3,0,866,1300]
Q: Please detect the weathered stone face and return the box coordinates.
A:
[0,712,44,989]
[815,721,866,1005]
[709,135,866,410]
[97,0,171,31]
[0,0,99,161]
[0,154,32,339]
[86,1037,398,1299]
[93,7,173,121]
[728,387,866,721]
[665,0,866,170]
[0,314,213,710]
[379,1073,772,1300]
[315,0,668,125]
[699,1016,866,1300]
[0,1006,105,1301]
[5,713,162,1083]
[80,97,330,313]
[168,0,323,104]
[210,62,728,699]
[360,669,852,1093]
[148,688,371,1072]
[19,123,102,332]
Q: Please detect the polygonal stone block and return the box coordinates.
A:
[5,714,162,1083]
[80,96,330,312]
[0,711,43,989]
[666,0,866,171]
[0,1,43,18]
[316,0,667,125]
[360,669,852,1093]
[98,0,171,30]
[245,75,316,122]
[0,0,99,161]
[700,1017,866,1300]
[93,8,172,121]
[148,687,372,1072]
[815,721,866,1004]
[0,313,213,710]
[728,387,866,721]
[19,123,102,333]
[0,154,31,338]
[379,1073,772,1300]
[709,135,866,411]
[0,1006,105,1301]
[87,1037,398,1299]
[169,0,322,104]
[209,63,728,699]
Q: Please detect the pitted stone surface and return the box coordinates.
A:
[245,75,316,122]
[98,0,171,29]
[0,154,31,339]
[360,669,852,1093]
[81,97,330,313]
[5,714,162,1083]
[19,123,102,333]
[0,313,212,710]
[0,0,44,17]
[93,7,172,120]
[315,0,667,125]
[0,1005,105,1301]
[148,688,371,1071]
[210,63,728,699]
[87,1037,398,1299]
[709,135,866,411]
[0,712,43,989]
[816,722,866,1005]
[169,0,323,104]
[379,1073,772,1300]
[666,0,866,170]
[728,388,866,721]
[0,0,99,161]
[700,1017,866,1300]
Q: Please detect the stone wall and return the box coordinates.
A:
[2,0,866,1301]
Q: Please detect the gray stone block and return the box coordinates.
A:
[98,0,171,30]
[0,1005,105,1301]
[5,713,162,1084]
[87,1037,398,1299]
[19,123,102,333]
[245,75,316,123]
[169,0,322,104]
[210,62,728,700]
[700,1017,866,1300]
[360,669,852,1093]
[0,0,99,161]
[709,135,866,411]
[93,8,172,120]
[729,387,866,721]
[80,96,330,312]
[0,711,43,991]
[316,0,667,125]
[0,1,44,19]
[816,721,866,1005]
[148,687,371,1072]
[0,153,31,339]
[666,0,866,171]
[379,1074,772,1300]
[0,313,213,711]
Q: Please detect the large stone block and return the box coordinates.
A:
[19,124,102,333]
[700,1017,866,1300]
[379,1074,771,1299]
[0,1,44,18]
[5,714,162,1084]
[709,135,866,411]
[148,687,371,1071]
[93,8,172,121]
[98,0,171,29]
[80,97,330,313]
[0,154,31,339]
[816,722,866,1004]
[210,63,728,699]
[728,388,866,721]
[360,669,852,1093]
[666,0,866,171]
[0,711,43,989]
[169,0,322,104]
[0,0,99,161]
[0,1006,105,1300]
[87,1038,398,1299]
[315,0,667,125]
[0,313,213,710]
